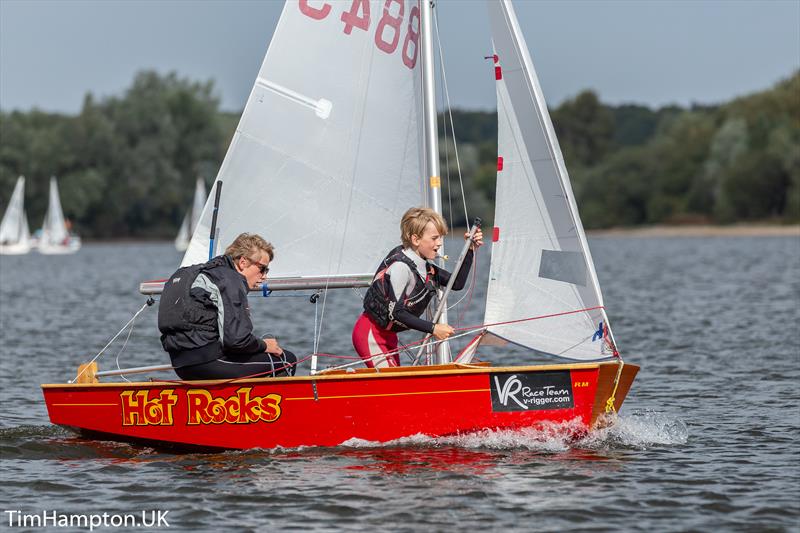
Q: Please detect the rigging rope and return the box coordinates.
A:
[71,297,155,383]
[433,8,470,225]
[315,304,607,373]
[114,317,139,383]
[604,356,626,414]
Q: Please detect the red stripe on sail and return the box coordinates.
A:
[497,156,504,171]
[493,227,500,242]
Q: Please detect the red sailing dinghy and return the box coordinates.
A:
[43,0,638,450]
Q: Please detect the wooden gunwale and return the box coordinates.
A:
[42,361,633,389]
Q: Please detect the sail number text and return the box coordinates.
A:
[300,0,420,69]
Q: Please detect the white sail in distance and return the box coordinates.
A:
[0,176,32,254]
[38,176,80,254]
[483,0,615,361]
[41,176,69,246]
[175,178,207,252]
[182,0,426,282]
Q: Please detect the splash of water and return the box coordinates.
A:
[335,411,688,453]
[334,419,585,453]
[580,409,689,450]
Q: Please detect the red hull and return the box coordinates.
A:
[42,362,638,450]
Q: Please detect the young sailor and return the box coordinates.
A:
[352,207,483,368]
[158,232,297,380]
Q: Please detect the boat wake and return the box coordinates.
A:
[2,409,686,460]
[337,410,688,453]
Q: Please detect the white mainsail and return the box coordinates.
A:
[0,176,32,255]
[175,178,207,252]
[39,176,81,254]
[483,0,615,361]
[182,1,426,284]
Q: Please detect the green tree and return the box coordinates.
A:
[552,90,615,167]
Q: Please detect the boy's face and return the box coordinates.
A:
[411,221,442,261]
[237,252,271,289]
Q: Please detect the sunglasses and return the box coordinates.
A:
[247,257,270,275]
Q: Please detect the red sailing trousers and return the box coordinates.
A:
[351,313,399,368]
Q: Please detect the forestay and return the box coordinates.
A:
[483,0,616,361]
[182,0,426,286]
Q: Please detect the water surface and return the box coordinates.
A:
[1,237,798,531]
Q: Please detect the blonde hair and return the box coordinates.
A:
[400,207,448,249]
[225,233,274,261]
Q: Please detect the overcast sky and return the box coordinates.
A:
[1,0,798,114]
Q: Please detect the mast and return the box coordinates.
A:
[420,0,451,364]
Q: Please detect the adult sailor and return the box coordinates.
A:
[158,232,297,379]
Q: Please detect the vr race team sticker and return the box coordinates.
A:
[490,371,574,411]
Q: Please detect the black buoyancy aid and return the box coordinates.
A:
[157,263,218,336]
[363,245,438,332]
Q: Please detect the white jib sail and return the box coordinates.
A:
[484,0,616,361]
[0,176,29,245]
[41,176,70,246]
[182,0,426,284]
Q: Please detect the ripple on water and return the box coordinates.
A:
[1,238,798,531]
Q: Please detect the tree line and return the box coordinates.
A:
[441,71,799,229]
[1,70,797,238]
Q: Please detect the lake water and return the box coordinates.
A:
[1,236,798,531]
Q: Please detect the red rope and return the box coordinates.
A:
[454,305,606,332]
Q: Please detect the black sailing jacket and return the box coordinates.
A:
[158,255,266,367]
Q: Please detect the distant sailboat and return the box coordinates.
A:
[0,176,32,255]
[37,176,81,255]
[175,178,207,252]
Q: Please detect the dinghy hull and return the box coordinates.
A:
[0,242,32,255]
[42,362,638,450]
